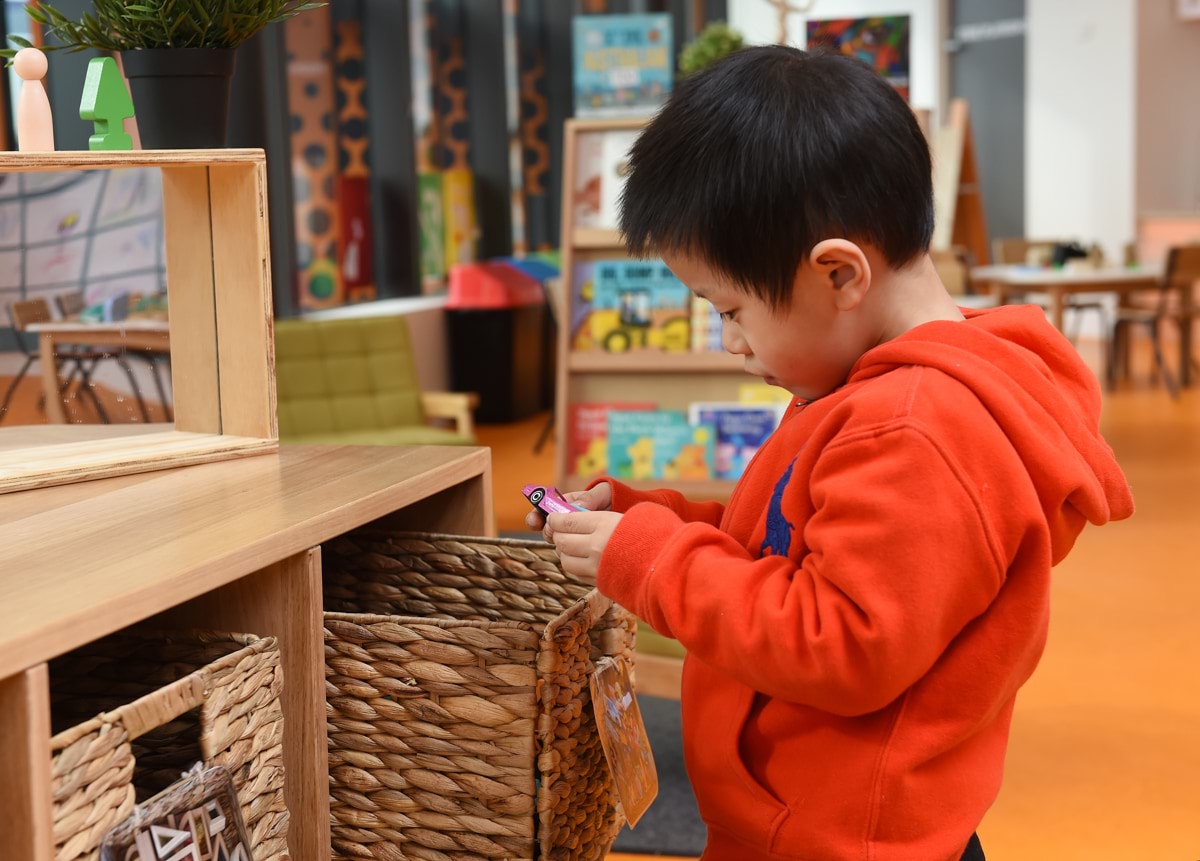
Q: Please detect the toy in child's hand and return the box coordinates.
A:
[523,483,588,516]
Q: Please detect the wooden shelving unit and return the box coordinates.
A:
[572,227,623,249]
[0,444,493,861]
[554,119,747,501]
[567,350,744,373]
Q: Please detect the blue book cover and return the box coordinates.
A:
[586,259,692,353]
[653,419,716,481]
[608,409,687,481]
[574,14,673,118]
[688,403,780,479]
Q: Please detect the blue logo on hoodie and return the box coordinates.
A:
[761,458,797,557]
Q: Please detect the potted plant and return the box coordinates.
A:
[678,21,745,77]
[1,0,322,149]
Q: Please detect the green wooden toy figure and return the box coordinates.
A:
[80,57,134,151]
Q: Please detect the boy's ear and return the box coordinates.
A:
[808,239,872,311]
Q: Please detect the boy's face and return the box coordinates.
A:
[664,253,870,401]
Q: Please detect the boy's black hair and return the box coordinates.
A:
[619,46,933,309]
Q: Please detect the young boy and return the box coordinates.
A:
[529,47,1133,860]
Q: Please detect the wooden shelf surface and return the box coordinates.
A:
[0,444,491,679]
[0,149,264,172]
[568,350,745,373]
[0,425,277,494]
[573,227,624,249]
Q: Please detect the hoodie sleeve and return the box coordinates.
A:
[587,476,725,527]
[596,422,1007,716]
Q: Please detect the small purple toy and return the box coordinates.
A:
[522,483,588,516]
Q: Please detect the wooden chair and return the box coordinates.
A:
[1,298,125,423]
[55,291,173,421]
[1108,245,1200,398]
[54,291,86,318]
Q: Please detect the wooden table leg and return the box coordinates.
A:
[985,280,1016,310]
[1181,280,1194,387]
[0,665,54,861]
[37,335,65,424]
[1050,287,1066,332]
[155,549,330,861]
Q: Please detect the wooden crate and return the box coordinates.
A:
[0,150,277,494]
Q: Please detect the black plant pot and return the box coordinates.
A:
[120,48,237,149]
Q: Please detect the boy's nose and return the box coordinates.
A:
[722,325,749,355]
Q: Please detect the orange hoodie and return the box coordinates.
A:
[594,305,1134,861]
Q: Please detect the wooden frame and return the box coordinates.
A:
[931,99,989,266]
[554,118,740,501]
[0,150,277,494]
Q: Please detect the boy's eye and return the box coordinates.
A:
[719,310,737,322]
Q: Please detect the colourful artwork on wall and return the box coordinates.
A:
[806,16,910,101]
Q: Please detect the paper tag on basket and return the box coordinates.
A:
[590,656,659,827]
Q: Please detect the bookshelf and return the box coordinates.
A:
[567,351,744,373]
[554,119,751,501]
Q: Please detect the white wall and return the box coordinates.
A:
[1136,0,1200,215]
[729,0,942,114]
[1025,0,1136,261]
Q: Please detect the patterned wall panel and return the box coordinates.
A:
[285,5,342,311]
[334,0,377,303]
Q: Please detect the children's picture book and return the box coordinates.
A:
[569,402,655,479]
[608,409,715,481]
[608,409,679,480]
[590,656,658,827]
[417,171,445,290]
[690,294,723,352]
[572,127,640,231]
[574,259,692,353]
[100,765,254,861]
[653,419,716,481]
[689,402,780,479]
[739,382,795,410]
[442,168,478,268]
[573,14,673,118]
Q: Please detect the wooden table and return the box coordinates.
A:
[970,263,1191,386]
[25,319,171,424]
[0,444,493,861]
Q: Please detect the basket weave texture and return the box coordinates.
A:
[323,532,637,861]
[47,630,288,861]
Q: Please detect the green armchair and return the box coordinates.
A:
[274,315,476,446]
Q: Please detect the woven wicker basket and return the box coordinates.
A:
[323,531,638,861]
[46,629,288,861]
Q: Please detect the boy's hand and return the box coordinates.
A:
[526,482,613,539]
[547,510,623,585]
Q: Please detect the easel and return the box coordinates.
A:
[932,98,990,265]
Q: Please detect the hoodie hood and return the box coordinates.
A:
[849,304,1134,562]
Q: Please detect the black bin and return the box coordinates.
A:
[446,262,550,424]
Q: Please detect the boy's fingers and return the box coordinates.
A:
[552,532,591,559]
[547,512,596,535]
